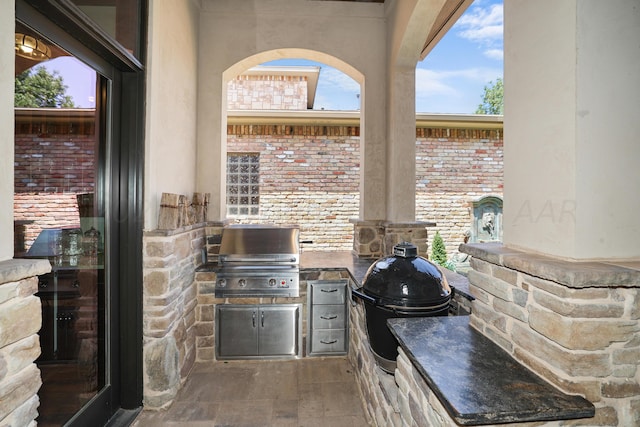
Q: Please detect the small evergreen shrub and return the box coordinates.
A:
[431,231,448,265]
[431,231,457,272]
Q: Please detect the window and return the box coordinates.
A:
[227,153,260,216]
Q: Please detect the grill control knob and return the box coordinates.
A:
[268,278,277,287]
[238,279,247,288]
[218,278,226,288]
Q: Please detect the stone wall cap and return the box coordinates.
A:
[460,243,640,288]
[0,259,51,284]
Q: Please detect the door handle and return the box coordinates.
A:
[261,311,265,327]
[252,311,256,328]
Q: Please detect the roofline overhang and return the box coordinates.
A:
[15,107,503,130]
[420,0,475,60]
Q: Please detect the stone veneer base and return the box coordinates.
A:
[460,243,640,426]
[0,258,51,426]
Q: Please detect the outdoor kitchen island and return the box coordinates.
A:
[193,248,596,426]
[301,251,596,427]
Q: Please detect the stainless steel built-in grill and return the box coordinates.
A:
[215,224,300,298]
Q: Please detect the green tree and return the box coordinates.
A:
[431,231,448,266]
[15,66,75,108]
[475,77,503,115]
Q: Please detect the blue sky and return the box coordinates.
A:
[42,0,502,114]
[267,0,504,114]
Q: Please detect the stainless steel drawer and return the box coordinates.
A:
[311,281,347,305]
[311,305,346,329]
[310,329,347,354]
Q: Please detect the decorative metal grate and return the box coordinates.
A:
[227,153,260,216]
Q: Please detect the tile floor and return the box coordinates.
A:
[132,357,371,427]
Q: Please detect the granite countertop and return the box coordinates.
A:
[387,316,595,425]
[299,251,374,284]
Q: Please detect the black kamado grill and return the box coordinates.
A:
[352,241,452,373]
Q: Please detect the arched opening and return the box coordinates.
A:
[221,50,364,251]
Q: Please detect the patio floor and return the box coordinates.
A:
[131,357,371,427]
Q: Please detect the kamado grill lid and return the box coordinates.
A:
[362,242,451,306]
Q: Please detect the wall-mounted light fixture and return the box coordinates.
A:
[15,33,52,61]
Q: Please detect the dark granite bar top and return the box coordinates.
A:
[387,316,595,425]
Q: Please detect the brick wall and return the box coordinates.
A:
[227,125,362,251]
[228,124,504,257]
[14,110,96,255]
[14,110,504,261]
[227,75,308,110]
[415,128,503,256]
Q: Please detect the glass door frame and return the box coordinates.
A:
[16,0,145,424]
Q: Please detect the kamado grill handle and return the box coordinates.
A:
[351,287,377,305]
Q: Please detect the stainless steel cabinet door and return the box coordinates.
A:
[216,305,259,358]
[258,305,300,357]
[216,304,301,359]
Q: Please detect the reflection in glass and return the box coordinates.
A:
[69,0,142,59]
[14,24,105,426]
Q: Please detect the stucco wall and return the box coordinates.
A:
[144,0,200,230]
[196,0,388,221]
[504,0,640,260]
[0,5,15,261]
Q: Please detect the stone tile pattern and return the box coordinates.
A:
[461,243,640,427]
[142,224,210,409]
[132,358,370,426]
[352,221,432,259]
[0,259,51,426]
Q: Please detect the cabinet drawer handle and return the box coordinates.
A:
[320,288,338,293]
[320,315,338,320]
[320,339,338,344]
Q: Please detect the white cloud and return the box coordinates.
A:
[416,67,501,97]
[318,67,360,93]
[484,48,504,60]
[455,3,503,46]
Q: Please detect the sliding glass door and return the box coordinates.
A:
[15,1,144,424]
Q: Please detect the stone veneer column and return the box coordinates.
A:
[142,224,210,409]
[461,243,640,426]
[351,220,434,258]
[0,259,51,426]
